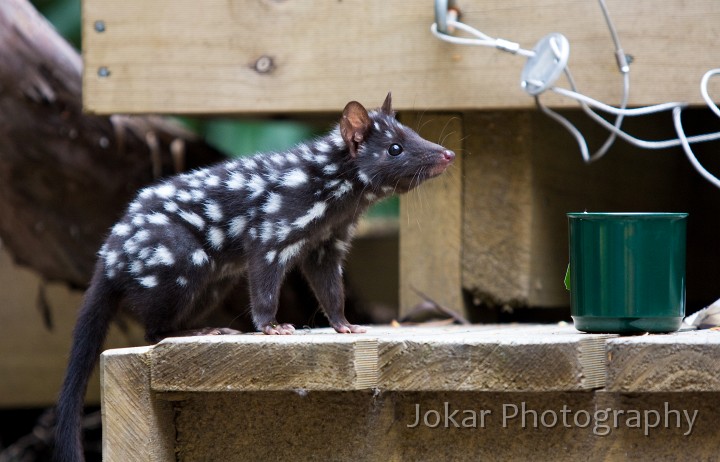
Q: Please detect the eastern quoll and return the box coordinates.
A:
[54,93,455,461]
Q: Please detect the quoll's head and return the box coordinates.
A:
[340,92,455,194]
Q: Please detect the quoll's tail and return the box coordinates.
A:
[55,263,121,462]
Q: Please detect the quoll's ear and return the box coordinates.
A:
[381,92,394,116]
[340,101,371,158]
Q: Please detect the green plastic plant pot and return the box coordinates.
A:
[567,212,687,334]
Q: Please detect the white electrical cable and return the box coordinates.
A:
[431,2,720,188]
[431,20,536,58]
[674,106,720,189]
[701,69,720,119]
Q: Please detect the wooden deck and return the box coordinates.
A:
[101,325,720,461]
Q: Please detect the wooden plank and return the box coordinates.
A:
[101,347,175,462]
[0,247,145,407]
[150,334,366,392]
[82,0,720,114]
[375,325,613,391]
[149,325,611,392]
[462,111,533,307]
[605,330,720,392]
[399,113,464,318]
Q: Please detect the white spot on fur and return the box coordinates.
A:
[323,164,338,175]
[335,239,350,254]
[132,215,146,226]
[247,174,266,198]
[330,130,345,147]
[205,175,220,187]
[262,193,282,214]
[293,202,327,228]
[357,171,370,184]
[242,158,258,170]
[275,221,291,241]
[112,223,131,236]
[176,190,192,202]
[226,172,245,190]
[139,188,153,199]
[130,229,150,244]
[313,154,328,164]
[137,247,151,260]
[179,210,205,230]
[265,250,277,263]
[156,184,176,198]
[104,250,119,266]
[332,181,353,199]
[282,169,308,188]
[381,186,394,195]
[365,192,378,202]
[315,141,331,153]
[228,216,247,237]
[249,228,257,240]
[325,179,340,189]
[286,153,299,163]
[129,202,142,212]
[270,153,285,165]
[279,239,306,265]
[147,245,175,266]
[187,178,202,188]
[204,201,224,221]
[130,260,144,274]
[147,213,169,225]
[373,122,380,131]
[139,275,158,288]
[176,276,188,286]
[260,221,274,243]
[163,202,179,213]
[191,249,209,266]
[190,189,206,201]
[384,130,393,139]
[208,227,225,249]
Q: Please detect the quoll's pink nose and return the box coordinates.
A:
[442,150,455,162]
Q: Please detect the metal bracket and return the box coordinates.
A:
[434,0,460,35]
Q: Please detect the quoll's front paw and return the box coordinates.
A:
[331,321,367,334]
[261,322,296,335]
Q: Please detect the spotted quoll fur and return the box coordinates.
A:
[54,93,455,461]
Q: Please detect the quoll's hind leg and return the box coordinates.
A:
[247,257,294,335]
[301,241,366,334]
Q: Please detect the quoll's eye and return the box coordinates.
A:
[388,144,403,156]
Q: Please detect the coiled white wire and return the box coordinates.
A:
[431,4,720,188]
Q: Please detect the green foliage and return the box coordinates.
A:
[32,0,81,48]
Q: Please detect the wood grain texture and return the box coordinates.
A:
[148,325,611,392]
[399,113,464,317]
[462,111,533,307]
[606,330,720,392]
[82,0,720,114]
[101,347,175,462]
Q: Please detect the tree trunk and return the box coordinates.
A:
[0,0,225,288]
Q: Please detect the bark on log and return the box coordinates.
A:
[0,0,225,288]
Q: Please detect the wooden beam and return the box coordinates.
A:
[101,347,175,462]
[399,113,464,318]
[149,325,612,392]
[462,111,534,307]
[606,331,720,392]
[82,0,720,114]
